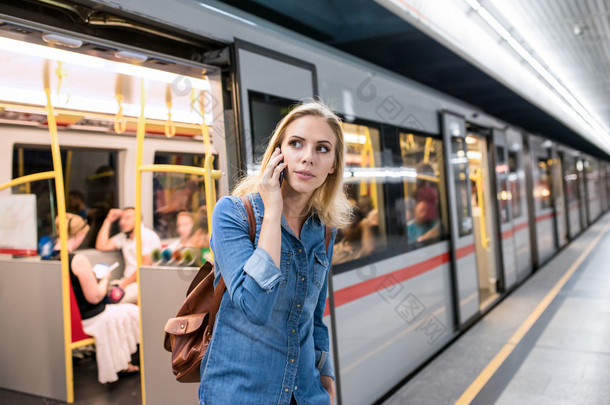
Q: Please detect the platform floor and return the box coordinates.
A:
[383,212,610,405]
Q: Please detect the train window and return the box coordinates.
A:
[451,137,473,236]
[332,122,386,265]
[249,91,297,162]
[12,146,118,248]
[508,151,522,219]
[399,132,449,247]
[152,153,215,253]
[537,158,552,209]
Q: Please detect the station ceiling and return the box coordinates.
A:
[217,0,610,160]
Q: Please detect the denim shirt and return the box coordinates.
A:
[199,193,337,405]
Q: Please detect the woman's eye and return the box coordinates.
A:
[317,145,330,153]
[289,140,302,148]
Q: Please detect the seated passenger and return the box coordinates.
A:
[332,206,375,265]
[95,207,161,304]
[68,190,89,219]
[187,206,210,249]
[53,213,140,384]
[407,200,440,244]
[166,211,195,251]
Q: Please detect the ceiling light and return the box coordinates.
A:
[42,33,83,48]
[0,36,210,91]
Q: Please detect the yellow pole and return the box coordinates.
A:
[471,169,489,249]
[44,60,73,403]
[134,78,148,405]
[65,150,73,200]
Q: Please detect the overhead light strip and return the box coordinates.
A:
[463,0,609,142]
[0,36,210,91]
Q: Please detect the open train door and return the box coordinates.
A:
[441,111,479,326]
[233,39,318,178]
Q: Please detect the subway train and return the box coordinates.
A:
[1,1,609,405]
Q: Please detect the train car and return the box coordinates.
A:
[1,1,609,405]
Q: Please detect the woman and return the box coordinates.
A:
[199,101,352,405]
[54,213,140,384]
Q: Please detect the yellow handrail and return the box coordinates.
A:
[470,168,490,249]
[0,171,56,192]
[133,82,221,405]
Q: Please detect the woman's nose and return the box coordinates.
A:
[301,147,314,164]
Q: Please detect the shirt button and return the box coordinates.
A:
[296,304,301,308]
[290,359,294,363]
[291,329,296,333]
[285,388,289,392]
[294,386,298,391]
[301,276,305,281]
[298,248,302,253]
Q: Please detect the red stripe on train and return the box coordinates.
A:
[324,243,475,316]
[535,212,555,222]
[0,248,37,256]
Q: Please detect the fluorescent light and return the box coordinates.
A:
[463,0,609,142]
[467,151,482,160]
[0,36,105,69]
[0,36,210,91]
[344,132,367,144]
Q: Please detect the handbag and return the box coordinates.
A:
[163,196,255,382]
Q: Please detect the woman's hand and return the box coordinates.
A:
[258,148,287,213]
[320,375,335,405]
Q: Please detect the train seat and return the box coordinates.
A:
[69,282,95,349]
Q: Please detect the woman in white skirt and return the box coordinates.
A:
[54,213,140,383]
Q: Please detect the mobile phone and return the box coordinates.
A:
[278,149,284,187]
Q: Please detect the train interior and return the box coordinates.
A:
[0,22,223,404]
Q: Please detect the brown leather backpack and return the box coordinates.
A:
[163,196,256,382]
[163,196,332,383]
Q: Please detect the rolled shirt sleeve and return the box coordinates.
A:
[243,246,282,292]
[315,349,335,380]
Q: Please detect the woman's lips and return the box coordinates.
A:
[294,171,314,180]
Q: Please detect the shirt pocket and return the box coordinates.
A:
[279,250,292,288]
[313,251,329,290]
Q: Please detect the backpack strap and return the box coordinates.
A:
[209,196,256,333]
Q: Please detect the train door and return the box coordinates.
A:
[577,157,589,227]
[442,112,479,324]
[233,39,318,176]
[561,150,582,239]
[599,160,608,213]
[467,126,501,309]
[551,146,568,248]
[529,136,557,265]
[506,129,532,282]
[492,129,517,290]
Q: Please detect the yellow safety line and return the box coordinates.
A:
[0,171,56,192]
[44,60,73,403]
[455,219,610,405]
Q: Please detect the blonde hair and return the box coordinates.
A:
[232,100,352,229]
[56,213,90,238]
